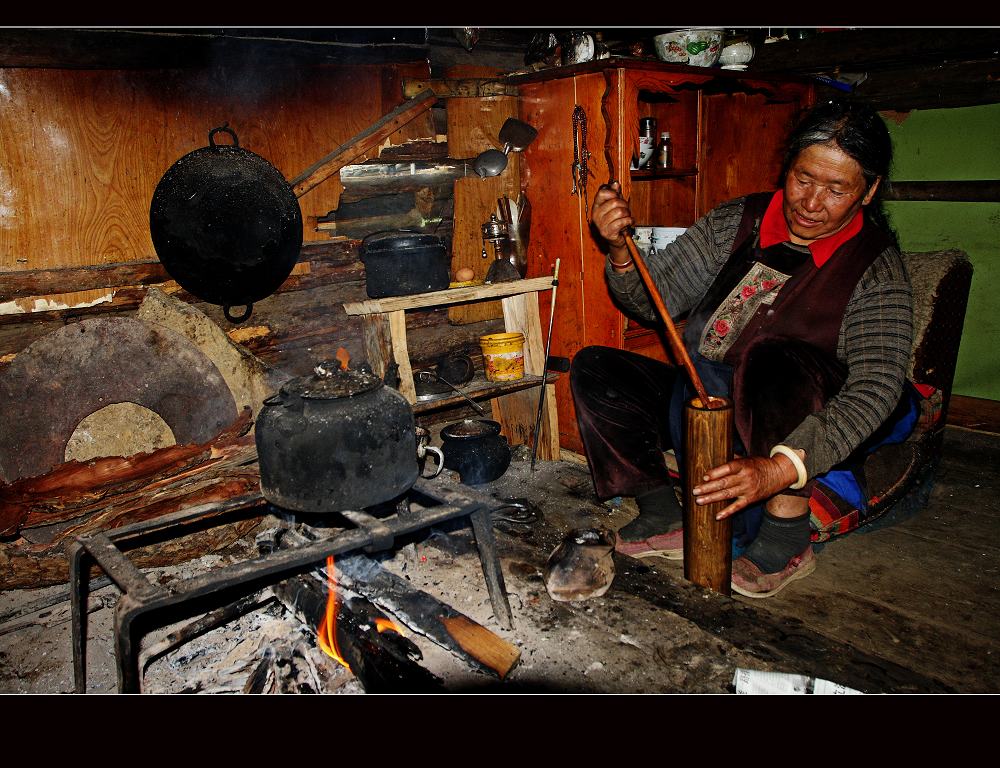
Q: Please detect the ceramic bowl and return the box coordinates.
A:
[654,28,723,67]
[719,40,754,70]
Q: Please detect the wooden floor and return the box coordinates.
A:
[746,425,1000,692]
[487,424,1000,693]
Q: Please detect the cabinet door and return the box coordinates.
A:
[520,72,619,453]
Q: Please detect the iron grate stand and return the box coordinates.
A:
[68,479,513,693]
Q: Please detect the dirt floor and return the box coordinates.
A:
[1,426,997,694]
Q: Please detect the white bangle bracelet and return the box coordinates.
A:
[769,444,808,490]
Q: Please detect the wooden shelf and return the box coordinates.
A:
[413,373,561,414]
[630,167,698,180]
[343,275,561,460]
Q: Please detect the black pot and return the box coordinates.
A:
[360,231,450,298]
[150,125,303,324]
[256,361,418,513]
[441,419,511,485]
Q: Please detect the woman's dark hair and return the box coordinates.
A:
[782,99,897,244]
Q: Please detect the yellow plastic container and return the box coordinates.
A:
[479,332,525,382]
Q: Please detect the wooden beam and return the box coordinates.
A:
[0,28,430,69]
[290,89,438,199]
[948,395,1000,434]
[402,77,518,99]
[1,260,168,301]
[886,180,1000,203]
[751,29,1000,75]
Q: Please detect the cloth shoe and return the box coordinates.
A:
[614,528,684,560]
[731,545,816,598]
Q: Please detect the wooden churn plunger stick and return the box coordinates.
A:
[605,183,734,594]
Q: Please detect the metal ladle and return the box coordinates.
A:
[472,118,539,178]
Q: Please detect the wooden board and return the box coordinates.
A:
[697,92,808,215]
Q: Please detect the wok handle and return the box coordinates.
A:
[209,124,240,149]
[223,304,252,323]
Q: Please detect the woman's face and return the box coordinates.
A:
[782,141,880,245]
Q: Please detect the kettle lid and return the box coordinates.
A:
[280,360,383,400]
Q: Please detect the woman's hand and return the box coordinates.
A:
[691,454,801,520]
[592,182,634,251]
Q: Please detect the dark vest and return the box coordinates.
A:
[678,192,895,451]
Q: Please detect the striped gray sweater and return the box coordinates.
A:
[606,196,914,479]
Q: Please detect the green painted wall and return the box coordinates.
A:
[883,103,1000,401]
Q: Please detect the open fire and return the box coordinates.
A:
[316,555,404,671]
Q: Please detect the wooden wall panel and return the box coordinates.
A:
[0,62,432,277]
[446,65,520,325]
[698,92,805,213]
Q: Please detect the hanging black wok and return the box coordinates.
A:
[149,125,303,323]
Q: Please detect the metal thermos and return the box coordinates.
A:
[638,117,657,169]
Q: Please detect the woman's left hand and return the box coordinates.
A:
[691,456,800,520]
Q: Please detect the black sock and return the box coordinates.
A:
[617,484,683,542]
[744,512,811,574]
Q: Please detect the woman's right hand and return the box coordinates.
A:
[592,182,634,250]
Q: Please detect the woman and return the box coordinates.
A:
[572,99,914,598]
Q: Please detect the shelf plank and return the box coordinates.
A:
[411,373,560,415]
[342,276,554,315]
[630,167,698,180]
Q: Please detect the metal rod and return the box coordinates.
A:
[417,370,488,416]
[531,259,560,470]
[621,233,715,410]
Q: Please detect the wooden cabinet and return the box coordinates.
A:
[512,59,814,453]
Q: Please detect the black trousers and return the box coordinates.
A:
[569,342,850,501]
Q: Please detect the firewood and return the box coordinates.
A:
[335,553,520,679]
[272,567,444,693]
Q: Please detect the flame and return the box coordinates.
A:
[335,347,350,371]
[375,617,403,635]
[316,556,351,669]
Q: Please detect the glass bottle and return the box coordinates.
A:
[656,131,672,170]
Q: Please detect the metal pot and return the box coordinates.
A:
[360,231,450,298]
[256,361,419,513]
[149,125,303,323]
[441,419,511,485]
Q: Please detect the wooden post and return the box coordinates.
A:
[683,395,734,595]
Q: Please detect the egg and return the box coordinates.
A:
[455,267,475,282]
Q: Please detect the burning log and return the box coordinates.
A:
[271,556,444,693]
[335,553,520,679]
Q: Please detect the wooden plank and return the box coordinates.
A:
[402,77,518,99]
[290,89,438,199]
[342,276,553,314]
[500,292,545,375]
[387,309,415,403]
[337,158,470,201]
[360,313,393,381]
